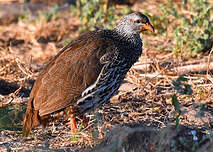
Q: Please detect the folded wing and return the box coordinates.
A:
[29,30,118,117]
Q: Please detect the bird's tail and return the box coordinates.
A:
[22,98,40,137]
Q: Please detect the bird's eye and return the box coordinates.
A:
[135,20,141,23]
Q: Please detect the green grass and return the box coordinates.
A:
[151,0,213,57]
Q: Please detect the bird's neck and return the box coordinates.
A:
[112,28,143,60]
[113,29,141,46]
[113,27,141,43]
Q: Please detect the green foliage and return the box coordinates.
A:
[70,4,79,15]
[172,94,181,126]
[38,5,60,23]
[157,0,213,56]
[0,105,25,131]
[144,10,170,36]
[18,5,31,23]
[45,5,60,21]
[172,76,193,95]
[175,0,212,55]
[18,4,60,23]
[172,76,193,126]
[70,134,79,142]
[18,11,30,23]
[76,0,131,33]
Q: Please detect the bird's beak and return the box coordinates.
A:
[140,23,154,32]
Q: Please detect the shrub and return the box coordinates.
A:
[155,0,213,56]
[73,0,131,33]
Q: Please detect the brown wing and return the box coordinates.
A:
[30,30,117,116]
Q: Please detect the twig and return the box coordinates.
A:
[81,119,96,132]
[197,84,213,87]
[139,73,174,79]
[16,58,33,78]
[0,97,28,108]
[140,64,170,90]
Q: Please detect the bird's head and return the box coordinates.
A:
[115,12,154,36]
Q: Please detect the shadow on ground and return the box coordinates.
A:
[88,125,212,152]
[0,79,32,96]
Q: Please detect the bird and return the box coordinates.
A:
[22,12,154,137]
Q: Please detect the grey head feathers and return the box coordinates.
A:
[115,12,154,37]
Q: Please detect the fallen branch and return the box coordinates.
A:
[172,62,213,75]
[132,63,151,72]
[133,62,213,75]
[139,74,207,80]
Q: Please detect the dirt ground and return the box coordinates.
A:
[0,0,212,151]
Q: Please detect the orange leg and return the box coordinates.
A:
[66,116,77,132]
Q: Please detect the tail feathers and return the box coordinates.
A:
[22,109,40,137]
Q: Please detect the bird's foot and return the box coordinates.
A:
[66,117,77,133]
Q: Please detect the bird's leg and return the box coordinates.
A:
[70,117,77,132]
[66,115,77,132]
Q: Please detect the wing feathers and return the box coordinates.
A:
[30,30,118,116]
